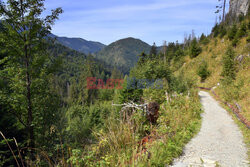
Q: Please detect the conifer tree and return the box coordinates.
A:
[221,47,236,82]
[190,38,202,58]
[150,42,157,58]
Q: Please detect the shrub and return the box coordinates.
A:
[228,24,237,40]
[214,39,218,46]
[237,22,247,38]
[238,13,245,22]
[247,33,250,42]
[197,61,210,82]
[232,38,239,47]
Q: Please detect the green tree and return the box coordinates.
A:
[150,42,157,58]
[221,47,236,82]
[190,38,202,58]
[0,0,62,153]
[200,33,206,42]
[212,24,220,37]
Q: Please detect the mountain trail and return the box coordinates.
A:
[171,91,249,167]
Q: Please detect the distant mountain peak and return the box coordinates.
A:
[52,35,106,54]
[96,37,151,73]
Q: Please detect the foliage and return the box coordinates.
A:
[190,38,202,58]
[200,33,210,45]
[236,22,247,38]
[221,79,244,102]
[219,25,227,38]
[197,61,211,82]
[136,90,202,166]
[150,42,158,57]
[212,24,227,38]
[0,0,63,159]
[221,47,236,83]
[212,24,220,37]
[228,24,238,40]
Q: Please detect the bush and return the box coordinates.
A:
[247,33,250,42]
[228,24,237,41]
[238,13,245,22]
[197,61,210,82]
[232,38,239,47]
[236,22,247,38]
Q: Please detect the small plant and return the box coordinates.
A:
[197,61,210,82]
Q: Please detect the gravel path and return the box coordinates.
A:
[172,91,249,167]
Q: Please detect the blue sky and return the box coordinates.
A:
[44,0,229,45]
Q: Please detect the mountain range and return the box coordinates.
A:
[51,34,106,54]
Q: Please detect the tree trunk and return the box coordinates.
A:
[222,0,226,22]
[25,44,35,157]
[20,0,34,152]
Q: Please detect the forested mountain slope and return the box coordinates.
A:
[95,37,151,73]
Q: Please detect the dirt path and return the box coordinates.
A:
[172,91,248,167]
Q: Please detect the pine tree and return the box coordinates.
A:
[200,33,206,42]
[190,38,202,58]
[150,42,157,58]
[221,47,236,82]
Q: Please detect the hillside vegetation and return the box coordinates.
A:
[0,0,249,166]
[177,16,250,121]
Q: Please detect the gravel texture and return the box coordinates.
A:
[171,91,249,167]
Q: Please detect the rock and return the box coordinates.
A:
[235,55,244,63]
[230,0,249,16]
